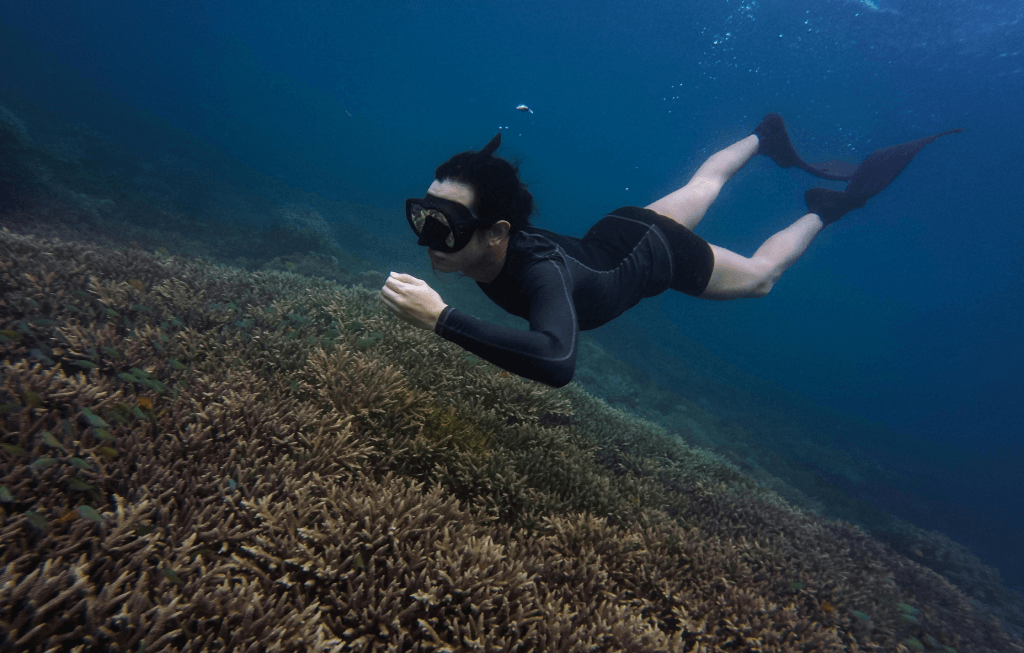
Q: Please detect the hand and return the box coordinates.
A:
[379,272,448,331]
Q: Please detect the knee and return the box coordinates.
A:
[748,279,774,298]
[745,259,779,298]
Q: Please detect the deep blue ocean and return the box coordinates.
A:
[2,0,1021,591]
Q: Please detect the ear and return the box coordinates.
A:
[486,220,511,244]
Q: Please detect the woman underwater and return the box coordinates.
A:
[380,114,961,387]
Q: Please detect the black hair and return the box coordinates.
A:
[433,137,534,235]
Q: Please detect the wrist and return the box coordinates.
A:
[431,304,449,331]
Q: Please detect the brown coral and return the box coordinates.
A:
[1,228,1022,652]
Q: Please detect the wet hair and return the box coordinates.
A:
[434,139,534,235]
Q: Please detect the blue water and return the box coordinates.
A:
[3,0,1022,588]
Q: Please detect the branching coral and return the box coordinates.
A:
[1,229,1021,652]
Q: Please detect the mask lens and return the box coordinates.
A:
[408,203,428,233]
[409,203,457,249]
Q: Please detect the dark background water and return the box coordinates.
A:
[2,0,1022,589]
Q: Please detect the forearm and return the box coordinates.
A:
[434,307,576,387]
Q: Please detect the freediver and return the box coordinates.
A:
[380,114,962,387]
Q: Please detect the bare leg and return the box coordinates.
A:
[700,213,824,300]
[646,135,759,230]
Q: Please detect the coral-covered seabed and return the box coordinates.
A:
[2,229,1022,652]
[3,95,1024,651]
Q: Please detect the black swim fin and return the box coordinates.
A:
[806,127,964,224]
[753,113,854,181]
[754,113,963,224]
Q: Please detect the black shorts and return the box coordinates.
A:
[581,206,715,297]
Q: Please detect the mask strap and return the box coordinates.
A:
[478,132,501,157]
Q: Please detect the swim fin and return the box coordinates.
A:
[754,113,963,224]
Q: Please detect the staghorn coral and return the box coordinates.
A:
[1,228,1022,652]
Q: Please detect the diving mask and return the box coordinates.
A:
[405,194,480,253]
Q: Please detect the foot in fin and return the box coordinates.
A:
[753,113,803,169]
[805,187,867,225]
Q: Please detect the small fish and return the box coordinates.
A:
[69,457,91,470]
[26,511,48,530]
[81,407,109,428]
[41,431,65,450]
[0,329,23,341]
[68,478,95,491]
[29,349,54,365]
[1,443,27,456]
[0,485,13,502]
[56,509,78,524]
[30,456,58,471]
[516,104,534,114]
[77,505,104,522]
[162,568,184,585]
[105,410,129,425]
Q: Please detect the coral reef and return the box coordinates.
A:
[2,229,1022,652]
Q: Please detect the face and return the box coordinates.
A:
[422,179,486,272]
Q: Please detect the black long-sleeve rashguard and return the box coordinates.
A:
[433,206,715,387]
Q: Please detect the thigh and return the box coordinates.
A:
[645,180,719,230]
